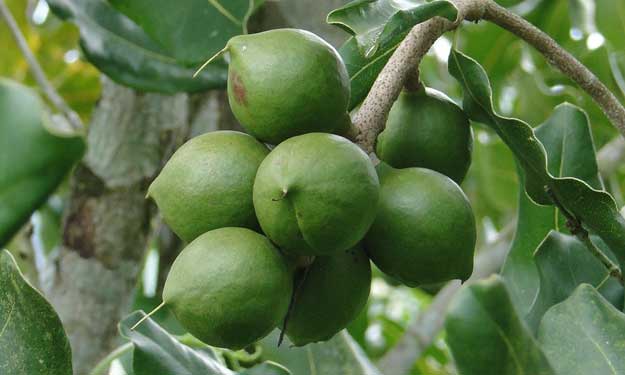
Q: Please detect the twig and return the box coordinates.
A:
[352,0,487,153]
[545,187,624,285]
[482,0,625,139]
[0,0,84,133]
[352,0,625,153]
[578,233,624,284]
[348,0,625,370]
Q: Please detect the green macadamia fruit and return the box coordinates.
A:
[365,164,476,286]
[253,133,380,255]
[147,131,268,242]
[226,28,352,144]
[285,246,372,346]
[162,227,293,350]
[376,87,473,183]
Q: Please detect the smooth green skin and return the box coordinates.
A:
[162,227,292,350]
[0,79,85,247]
[253,133,380,255]
[227,28,352,144]
[376,87,472,183]
[285,246,371,346]
[364,164,476,286]
[148,131,268,242]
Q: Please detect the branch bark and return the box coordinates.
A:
[352,0,625,154]
[482,1,625,139]
[352,0,487,153]
[0,0,84,133]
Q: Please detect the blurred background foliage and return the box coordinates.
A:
[2,0,624,374]
[0,0,100,120]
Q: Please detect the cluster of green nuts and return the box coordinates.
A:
[147,28,476,350]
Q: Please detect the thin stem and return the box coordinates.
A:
[0,0,84,133]
[545,187,624,285]
[130,301,166,330]
[483,0,625,139]
[578,234,624,285]
[278,264,312,346]
[193,45,229,78]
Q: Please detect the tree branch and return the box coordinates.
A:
[352,0,625,153]
[0,0,84,133]
[482,0,625,139]
[545,187,624,285]
[351,0,625,370]
[352,0,487,153]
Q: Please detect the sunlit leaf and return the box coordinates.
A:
[47,0,227,93]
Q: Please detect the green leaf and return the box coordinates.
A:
[445,276,555,375]
[47,0,227,93]
[109,0,259,65]
[538,284,625,375]
[535,103,603,189]
[526,231,623,332]
[120,311,233,375]
[0,249,72,375]
[502,102,605,315]
[328,0,456,58]
[239,362,291,375]
[260,330,381,375]
[448,49,625,271]
[334,0,458,109]
[120,311,287,375]
[0,79,84,247]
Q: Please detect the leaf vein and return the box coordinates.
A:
[0,297,15,339]
[207,0,242,26]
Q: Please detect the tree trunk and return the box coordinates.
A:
[41,77,189,374]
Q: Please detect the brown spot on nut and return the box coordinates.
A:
[230,71,247,106]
